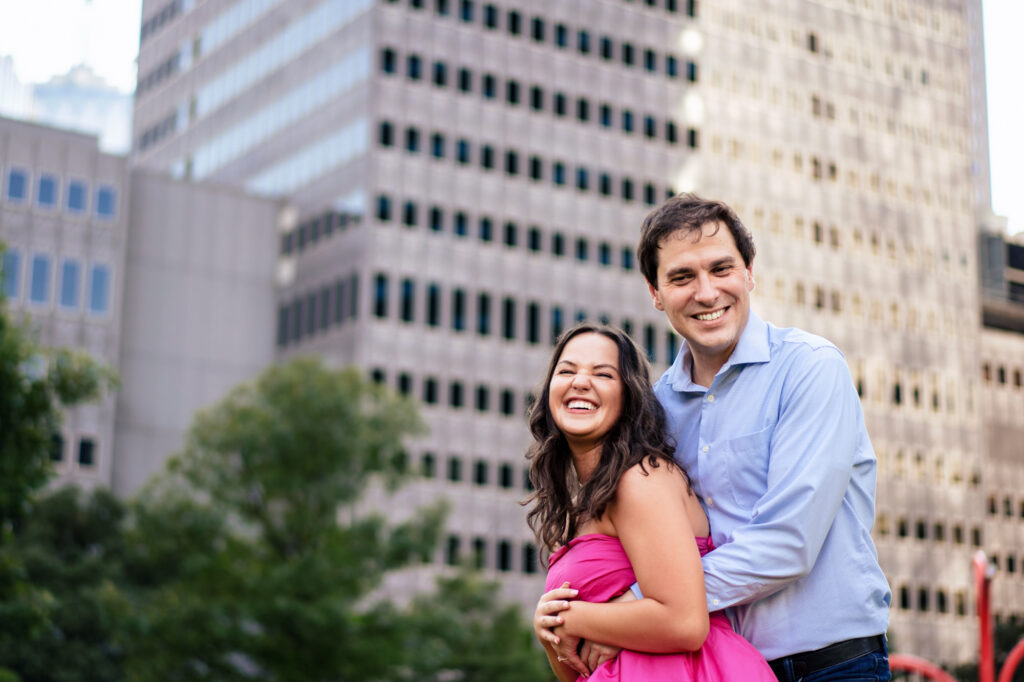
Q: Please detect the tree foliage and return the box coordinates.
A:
[0,280,116,533]
[0,355,552,681]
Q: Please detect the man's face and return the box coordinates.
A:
[647,222,754,375]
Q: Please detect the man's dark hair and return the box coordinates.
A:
[637,193,756,287]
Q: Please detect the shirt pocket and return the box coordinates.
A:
[720,426,772,510]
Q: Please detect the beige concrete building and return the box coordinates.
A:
[129,0,1019,667]
[1,116,128,490]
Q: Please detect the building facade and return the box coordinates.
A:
[1,116,128,490]
[130,0,1018,666]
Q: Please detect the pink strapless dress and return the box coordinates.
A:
[545,533,776,681]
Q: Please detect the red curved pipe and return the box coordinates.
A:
[889,653,958,682]
[997,638,1024,682]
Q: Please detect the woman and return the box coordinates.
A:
[525,323,774,681]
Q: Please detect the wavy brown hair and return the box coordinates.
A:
[523,323,687,555]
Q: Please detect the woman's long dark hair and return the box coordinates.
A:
[523,323,687,555]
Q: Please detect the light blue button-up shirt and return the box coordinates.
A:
[653,311,891,661]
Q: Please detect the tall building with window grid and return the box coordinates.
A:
[131,0,1020,666]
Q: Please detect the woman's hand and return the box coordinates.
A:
[536,582,591,678]
[534,582,577,646]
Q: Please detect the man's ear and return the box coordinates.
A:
[745,266,755,292]
[647,281,664,311]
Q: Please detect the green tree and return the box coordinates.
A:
[0,254,116,533]
[119,357,549,681]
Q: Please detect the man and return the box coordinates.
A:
[549,194,891,681]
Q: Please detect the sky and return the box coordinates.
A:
[0,0,1020,235]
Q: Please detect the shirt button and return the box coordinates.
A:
[707,394,716,402]
[712,598,720,606]
[706,496,714,507]
[702,445,709,453]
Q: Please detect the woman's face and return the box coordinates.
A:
[548,333,624,449]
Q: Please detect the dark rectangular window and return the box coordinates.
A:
[622,110,634,132]
[600,36,613,60]
[349,274,359,319]
[480,145,495,169]
[449,381,464,408]
[477,293,491,335]
[398,373,412,396]
[552,232,565,256]
[401,278,415,322]
[376,194,392,221]
[598,242,611,266]
[621,177,635,201]
[507,9,521,34]
[529,156,543,180]
[621,42,635,66]
[497,540,512,571]
[334,280,347,323]
[644,115,656,138]
[554,92,567,116]
[576,98,589,122]
[460,0,474,22]
[505,150,519,175]
[50,433,64,462]
[686,60,698,82]
[576,167,589,191]
[403,200,417,227]
[523,543,538,574]
[424,377,438,404]
[319,286,330,331]
[531,16,545,41]
[528,227,542,251]
[374,273,389,318]
[644,49,656,72]
[666,120,678,143]
[550,306,564,344]
[575,238,588,262]
[599,173,612,196]
[379,121,394,146]
[479,216,493,241]
[454,211,468,236]
[306,292,317,336]
[644,324,656,362]
[527,302,540,344]
[445,534,459,564]
[506,79,520,104]
[555,23,568,47]
[530,86,544,110]
[6,168,27,201]
[407,54,422,79]
[436,0,449,15]
[577,30,590,54]
[503,221,518,247]
[500,462,514,488]
[666,54,678,78]
[474,459,489,484]
[644,183,657,206]
[553,162,566,185]
[405,127,420,152]
[687,127,699,148]
[501,297,517,339]
[452,289,466,330]
[483,3,498,28]
[432,61,447,86]
[430,206,444,231]
[482,73,496,98]
[600,104,612,127]
[78,438,95,467]
[458,67,472,92]
[426,283,440,326]
[456,138,471,164]
[475,386,490,413]
[447,455,463,481]
[500,389,515,416]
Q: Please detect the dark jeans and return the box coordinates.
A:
[771,638,890,682]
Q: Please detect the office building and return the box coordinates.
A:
[1,116,128,489]
[131,0,1018,666]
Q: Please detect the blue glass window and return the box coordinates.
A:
[6,168,27,202]
[2,250,21,299]
[30,254,51,304]
[88,264,110,314]
[37,174,58,207]
[60,259,81,308]
[67,180,87,212]
[96,186,117,218]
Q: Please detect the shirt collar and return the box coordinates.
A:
[667,310,771,392]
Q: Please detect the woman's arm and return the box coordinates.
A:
[556,463,710,653]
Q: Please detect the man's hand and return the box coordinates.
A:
[535,582,589,677]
